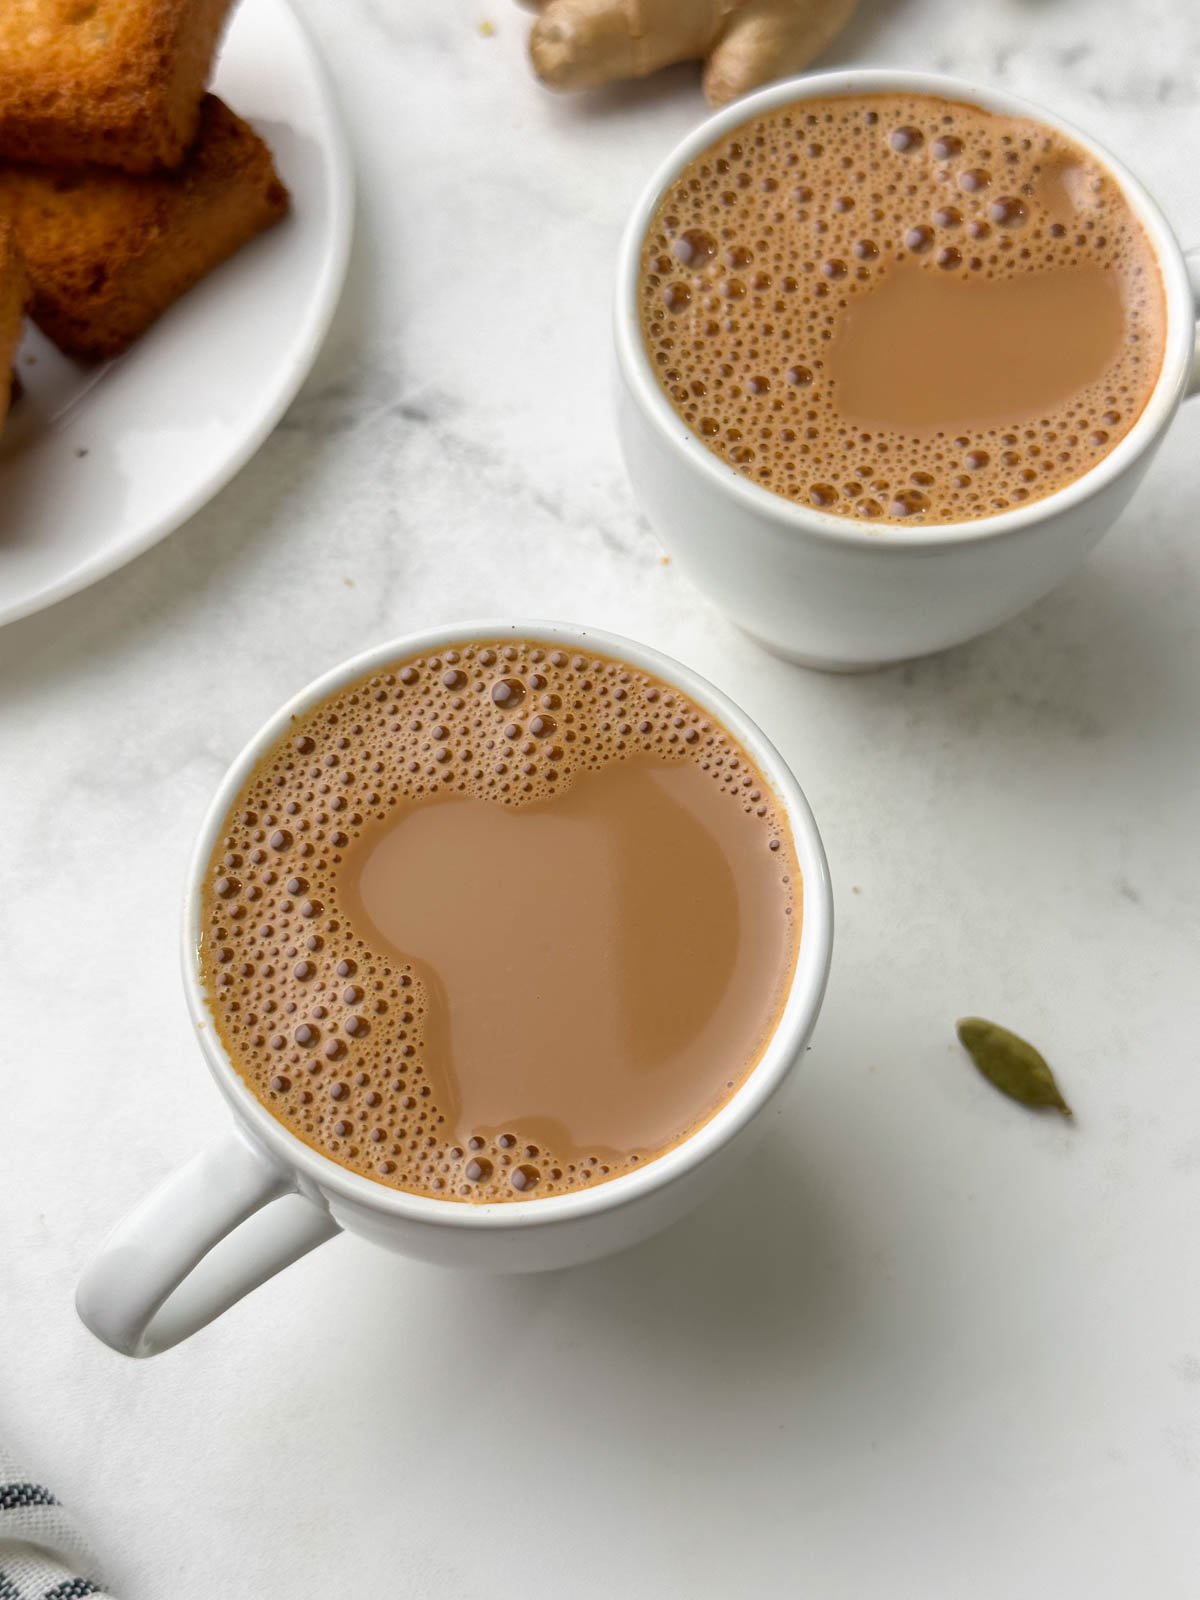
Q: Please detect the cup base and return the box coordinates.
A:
[735,624,918,674]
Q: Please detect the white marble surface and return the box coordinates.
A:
[3,0,1200,1594]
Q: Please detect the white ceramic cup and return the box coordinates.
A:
[77,620,833,1357]
[616,68,1200,671]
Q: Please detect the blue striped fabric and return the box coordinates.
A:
[0,1450,114,1600]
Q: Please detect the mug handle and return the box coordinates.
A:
[1187,246,1200,398]
[76,1130,341,1357]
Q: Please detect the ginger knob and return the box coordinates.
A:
[523,0,859,108]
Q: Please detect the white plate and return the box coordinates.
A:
[0,0,353,628]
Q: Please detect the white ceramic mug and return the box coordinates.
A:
[615,68,1200,671]
[77,620,833,1357]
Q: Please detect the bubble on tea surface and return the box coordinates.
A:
[988,196,1028,228]
[674,228,717,266]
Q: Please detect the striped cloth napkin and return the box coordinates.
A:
[0,1449,114,1600]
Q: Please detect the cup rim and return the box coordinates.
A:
[614,66,1195,552]
[182,619,834,1232]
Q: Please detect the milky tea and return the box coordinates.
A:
[200,641,800,1203]
[638,92,1166,525]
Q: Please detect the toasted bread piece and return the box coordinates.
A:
[0,97,289,360]
[0,0,237,173]
[1,220,29,436]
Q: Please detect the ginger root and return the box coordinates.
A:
[523,0,858,108]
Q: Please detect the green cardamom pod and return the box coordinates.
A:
[956,1017,1073,1117]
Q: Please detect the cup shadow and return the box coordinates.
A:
[325,1089,954,1467]
[825,547,1195,762]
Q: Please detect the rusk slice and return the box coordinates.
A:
[0,0,238,173]
[0,97,289,360]
[0,220,29,436]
